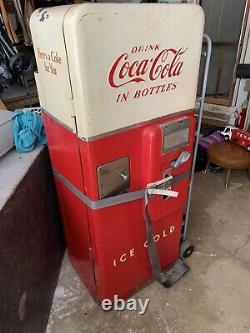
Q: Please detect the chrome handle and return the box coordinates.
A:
[171,151,191,169]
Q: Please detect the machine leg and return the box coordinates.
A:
[225,168,231,189]
[204,160,210,174]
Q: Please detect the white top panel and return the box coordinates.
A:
[30,6,76,131]
[31,4,204,139]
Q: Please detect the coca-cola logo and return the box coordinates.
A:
[108,47,187,88]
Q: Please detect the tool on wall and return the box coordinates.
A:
[0,0,19,44]
[13,0,33,46]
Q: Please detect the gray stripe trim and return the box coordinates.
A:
[166,171,190,187]
[53,169,190,210]
[43,108,193,142]
[53,170,145,210]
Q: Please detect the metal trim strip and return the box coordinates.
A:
[53,169,190,210]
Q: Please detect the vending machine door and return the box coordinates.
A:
[31,6,76,131]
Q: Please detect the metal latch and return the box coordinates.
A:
[147,188,178,198]
[147,176,179,199]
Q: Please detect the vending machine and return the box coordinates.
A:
[31,3,208,302]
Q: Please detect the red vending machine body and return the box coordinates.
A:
[31,3,204,301]
[44,111,196,300]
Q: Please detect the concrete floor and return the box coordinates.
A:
[46,170,250,333]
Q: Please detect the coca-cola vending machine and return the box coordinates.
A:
[30,3,210,302]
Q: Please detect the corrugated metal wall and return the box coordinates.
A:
[201,0,246,97]
[203,0,245,42]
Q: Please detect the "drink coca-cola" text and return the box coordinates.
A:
[108,47,187,88]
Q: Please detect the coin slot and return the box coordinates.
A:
[97,157,130,199]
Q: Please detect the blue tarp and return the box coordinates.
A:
[12,110,47,153]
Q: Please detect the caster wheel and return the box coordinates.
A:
[180,240,194,258]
